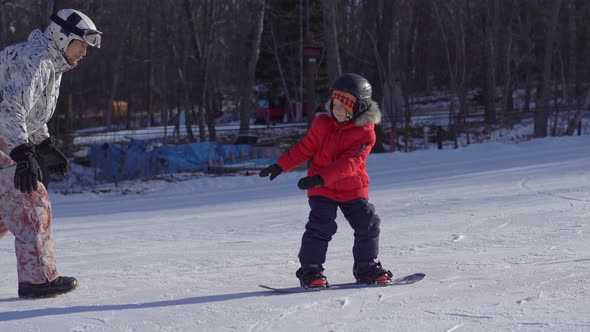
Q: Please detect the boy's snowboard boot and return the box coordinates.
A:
[18,276,79,298]
[353,260,393,284]
[296,264,328,288]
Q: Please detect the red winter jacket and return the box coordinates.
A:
[277,101,382,202]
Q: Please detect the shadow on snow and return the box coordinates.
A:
[0,290,275,321]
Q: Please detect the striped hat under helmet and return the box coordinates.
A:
[46,9,102,54]
[330,73,372,121]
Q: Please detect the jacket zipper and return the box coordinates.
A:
[352,142,371,157]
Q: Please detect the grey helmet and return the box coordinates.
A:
[46,9,102,54]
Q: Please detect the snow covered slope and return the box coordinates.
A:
[1,136,589,331]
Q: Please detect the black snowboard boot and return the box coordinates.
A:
[296,264,328,288]
[18,276,79,298]
[353,260,393,284]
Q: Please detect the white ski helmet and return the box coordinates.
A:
[46,9,102,54]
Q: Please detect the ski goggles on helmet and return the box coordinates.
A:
[80,31,102,48]
[331,90,357,120]
[50,13,103,48]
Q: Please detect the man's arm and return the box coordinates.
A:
[0,59,51,150]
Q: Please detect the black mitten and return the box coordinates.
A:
[9,143,43,194]
[297,175,324,190]
[259,163,283,181]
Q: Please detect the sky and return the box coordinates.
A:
[0,134,589,331]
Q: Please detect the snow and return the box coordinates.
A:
[1,135,589,331]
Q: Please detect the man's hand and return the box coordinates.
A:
[297,175,324,190]
[35,137,69,177]
[259,163,283,181]
[10,143,43,194]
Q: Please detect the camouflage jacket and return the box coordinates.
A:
[0,29,72,153]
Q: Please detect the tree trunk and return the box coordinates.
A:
[500,2,515,114]
[304,31,317,129]
[106,22,131,129]
[238,0,265,135]
[483,0,498,124]
[565,88,590,135]
[195,105,205,142]
[184,0,213,142]
[206,89,218,142]
[270,21,296,122]
[371,124,388,153]
[534,0,562,138]
[567,0,578,104]
[322,0,341,83]
[147,0,154,127]
[433,2,468,124]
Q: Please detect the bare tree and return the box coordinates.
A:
[4,0,589,146]
[513,2,536,113]
[534,0,562,138]
[500,1,516,114]
[566,0,578,105]
[161,2,195,140]
[184,0,206,141]
[269,18,296,123]
[433,0,469,133]
[105,20,131,129]
[321,0,341,83]
[482,0,500,124]
[233,0,266,135]
[565,88,589,135]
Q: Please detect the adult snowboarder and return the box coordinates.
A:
[260,73,392,288]
[0,9,102,298]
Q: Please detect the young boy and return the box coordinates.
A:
[260,73,392,288]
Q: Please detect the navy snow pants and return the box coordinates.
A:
[298,196,381,265]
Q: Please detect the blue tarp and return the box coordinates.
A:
[89,139,269,182]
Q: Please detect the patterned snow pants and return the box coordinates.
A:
[0,139,58,284]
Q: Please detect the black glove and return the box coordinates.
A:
[297,175,324,190]
[9,143,43,194]
[259,163,283,181]
[35,137,69,178]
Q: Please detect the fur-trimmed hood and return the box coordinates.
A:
[355,100,382,126]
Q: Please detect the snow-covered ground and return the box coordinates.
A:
[1,135,589,331]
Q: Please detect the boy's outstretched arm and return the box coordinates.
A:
[275,116,327,172]
[259,163,283,181]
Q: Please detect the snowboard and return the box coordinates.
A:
[259,272,425,294]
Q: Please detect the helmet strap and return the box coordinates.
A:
[50,13,85,37]
[351,101,369,121]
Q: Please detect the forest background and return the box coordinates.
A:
[1,0,588,150]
